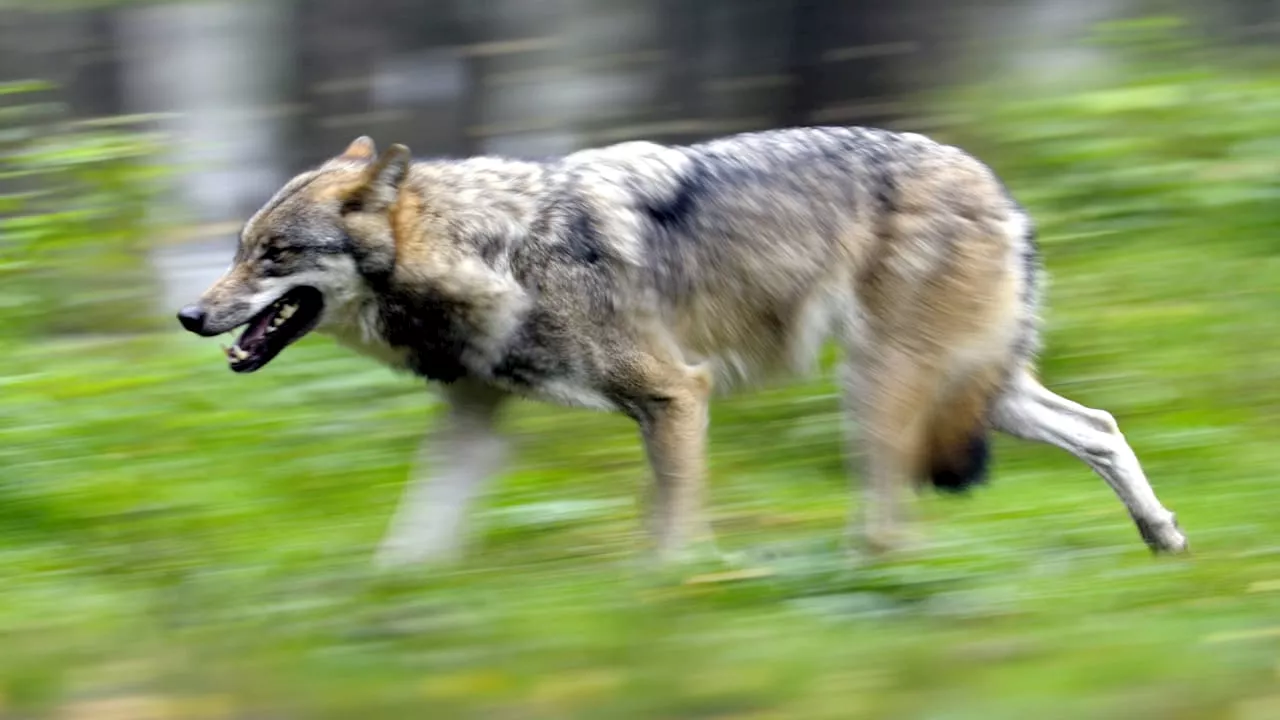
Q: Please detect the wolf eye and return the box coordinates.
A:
[260,250,296,277]
[258,243,297,275]
[261,243,292,263]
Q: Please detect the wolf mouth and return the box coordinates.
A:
[223,286,324,373]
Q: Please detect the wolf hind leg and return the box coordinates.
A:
[839,347,946,555]
[990,368,1188,553]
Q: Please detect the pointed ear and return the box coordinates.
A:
[342,144,411,214]
[368,144,411,191]
[337,135,377,162]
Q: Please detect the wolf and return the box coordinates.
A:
[176,127,1188,566]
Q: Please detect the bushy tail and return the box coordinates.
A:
[922,370,1002,493]
[922,202,1039,494]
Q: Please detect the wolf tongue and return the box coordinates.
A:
[238,310,275,350]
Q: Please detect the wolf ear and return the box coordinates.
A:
[338,135,377,162]
[341,144,411,214]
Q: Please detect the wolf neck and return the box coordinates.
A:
[369,158,545,383]
[406,157,547,252]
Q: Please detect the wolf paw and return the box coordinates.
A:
[857,525,926,560]
[654,536,726,567]
[373,536,464,569]
[1137,514,1189,555]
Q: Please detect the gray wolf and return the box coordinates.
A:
[176,127,1188,565]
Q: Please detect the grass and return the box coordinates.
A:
[3,222,1280,719]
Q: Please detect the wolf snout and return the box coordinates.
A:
[177,304,216,336]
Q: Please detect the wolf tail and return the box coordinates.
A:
[923,206,1040,494]
[922,370,1001,493]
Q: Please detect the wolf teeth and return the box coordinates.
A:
[221,343,249,362]
[270,315,285,329]
[278,303,297,320]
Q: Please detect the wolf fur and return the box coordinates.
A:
[178,127,1188,564]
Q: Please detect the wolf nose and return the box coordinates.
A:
[177,305,208,335]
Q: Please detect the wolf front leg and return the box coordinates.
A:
[375,382,509,567]
[624,359,717,563]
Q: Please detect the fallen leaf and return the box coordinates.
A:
[1236,695,1280,720]
[1202,626,1280,644]
[58,696,172,720]
[422,670,513,700]
[683,567,775,585]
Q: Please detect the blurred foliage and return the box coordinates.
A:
[943,17,1280,242]
[2,16,1280,720]
[0,80,168,339]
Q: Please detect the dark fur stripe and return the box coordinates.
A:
[1019,214,1041,310]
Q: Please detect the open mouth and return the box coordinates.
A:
[223,286,324,373]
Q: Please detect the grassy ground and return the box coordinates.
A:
[2,224,1280,720]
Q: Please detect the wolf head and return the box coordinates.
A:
[176,137,410,372]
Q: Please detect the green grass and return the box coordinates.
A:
[2,225,1280,719]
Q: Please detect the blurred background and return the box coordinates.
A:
[4,1,1280,718]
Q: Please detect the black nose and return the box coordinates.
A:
[177,305,208,334]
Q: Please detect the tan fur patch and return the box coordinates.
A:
[390,187,426,265]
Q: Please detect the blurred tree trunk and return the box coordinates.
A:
[116,0,293,313]
[457,0,662,156]
[116,0,292,225]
